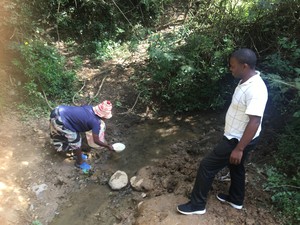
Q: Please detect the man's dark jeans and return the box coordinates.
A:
[190,136,258,208]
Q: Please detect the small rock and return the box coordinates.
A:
[31,183,48,198]
[141,193,147,198]
[108,170,128,190]
[130,176,144,191]
[90,174,98,181]
[246,218,256,225]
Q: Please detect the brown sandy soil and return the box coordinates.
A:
[0,69,84,225]
[0,46,282,225]
[133,140,281,225]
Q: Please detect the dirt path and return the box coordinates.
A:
[0,70,32,225]
[0,69,84,225]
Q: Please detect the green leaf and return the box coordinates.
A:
[293,111,300,118]
[295,68,300,75]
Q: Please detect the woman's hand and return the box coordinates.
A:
[107,144,114,151]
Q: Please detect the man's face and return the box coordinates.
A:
[229,57,245,79]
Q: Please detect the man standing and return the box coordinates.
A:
[177,48,268,214]
[49,100,114,171]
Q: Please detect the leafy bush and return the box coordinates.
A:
[263,102,300,225]
[276,118,300,177]
[6,0,175,43]
[142,0,300,112]
[12,40,78,103]
[144,24,235,112]
[91,39,131,62]
[188,0,300,54]
[261,37,300,116]
[264,166,300,224]
[260,35,300,224]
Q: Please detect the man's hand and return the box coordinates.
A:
[229,115,261,165]
[230,148,243,165]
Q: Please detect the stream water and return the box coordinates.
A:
[50,114,219,225]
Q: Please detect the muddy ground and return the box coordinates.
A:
[0,50,283,225]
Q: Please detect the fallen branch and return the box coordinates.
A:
[72,79,86,105]
[112,0,134,28]
[88,74,108,105]
[42,89,52,109]
[264,184,300,190]
[56,1,61,43]
[9,28,16,40]
[118,91,143,115]
[248,33,260,57]
[8,74,15,86]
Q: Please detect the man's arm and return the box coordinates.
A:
[230,115,261,165]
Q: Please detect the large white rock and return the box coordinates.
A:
[109,170,128,190]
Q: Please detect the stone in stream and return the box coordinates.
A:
[108,170,128,190]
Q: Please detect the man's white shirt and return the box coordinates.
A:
[224,71,268,140]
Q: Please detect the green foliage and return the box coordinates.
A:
[141,0,300,112]
[264,167,300,224]
[263,37,300,77]
[263,114,300,224]
[5,0,174,43]
[194,0,300,51]
[18,103,48,121]
[140,0,173,24]
[260,35,300,225]
[12,40,78,103]
[261,37,300,115]
[31,220,43,225]
[91,39,131,62]
[146,30,235,112]
[276,118,300,177]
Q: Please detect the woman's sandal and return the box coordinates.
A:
[81,154,88,160]
[75,161,91,171]
[73,153,88,160]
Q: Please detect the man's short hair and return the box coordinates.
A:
[231,48,257,69]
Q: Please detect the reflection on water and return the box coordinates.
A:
[50,116,212,225]
[108,120,202,177]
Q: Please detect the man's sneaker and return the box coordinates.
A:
[177,201,206,215]
[216,193,243,209]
